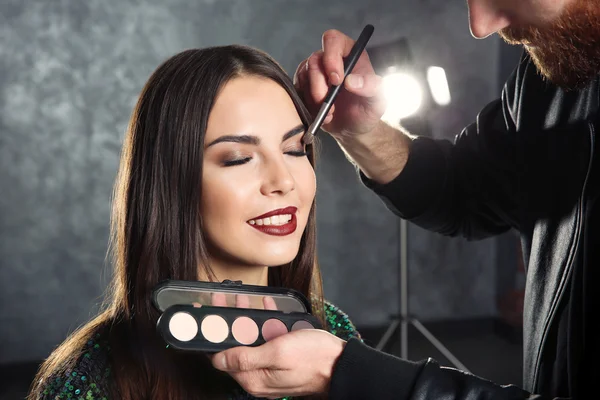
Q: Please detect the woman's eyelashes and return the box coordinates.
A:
[221,147,307,167]
[282,143,308,157]
[222,157,252,167]
[284,149,308,157]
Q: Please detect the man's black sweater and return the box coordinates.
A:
[328,51,600,399]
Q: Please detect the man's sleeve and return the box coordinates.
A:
[359,57,524,240]
[329,338,556,400]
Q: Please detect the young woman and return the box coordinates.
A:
[28,45,360,400]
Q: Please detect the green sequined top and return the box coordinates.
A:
[36,301,361,400]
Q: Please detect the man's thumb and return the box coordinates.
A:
[212,346,271,372]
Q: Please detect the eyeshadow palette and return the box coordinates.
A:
[157,303,323,352]
[152,279,323,352]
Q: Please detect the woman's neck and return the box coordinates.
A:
[198,261,269,286]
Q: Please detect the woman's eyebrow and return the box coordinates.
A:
[281,125,306,142]
[205,124,306,148]
[206,134,259,148]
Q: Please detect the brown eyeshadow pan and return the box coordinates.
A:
[261,318,288,341]
[291,320,314,331]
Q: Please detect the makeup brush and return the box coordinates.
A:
[303,24,374,144]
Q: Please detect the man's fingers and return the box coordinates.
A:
[263,296,278,310]
[343,73,383,98]
[230,370,313,399]
[321,29,355,85]
[211,292,227,307]
[307,50,329,107]
[231,372,266,398]
[294,56,318,112]
[213,343,277,372]
[293,57,309,90]
[236,294,250,308]
[229,371,280,399]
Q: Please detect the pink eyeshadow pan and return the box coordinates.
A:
[232,316,259,345]
[262,318,288,341]
[291,320,314,331]
[201,315,229,343]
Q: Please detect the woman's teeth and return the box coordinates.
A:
[248,214,293,226]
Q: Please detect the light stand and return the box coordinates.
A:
[375,199,470,372]
[367,37,469,371]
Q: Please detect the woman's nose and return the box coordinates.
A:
[260,158,295,196]
[467,0,512,39]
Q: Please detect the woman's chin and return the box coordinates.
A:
[248,244,300,268]
[256,251,298,267]
[261,253,297,268]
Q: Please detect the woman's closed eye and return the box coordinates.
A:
[285,148,307,157]
[221,148,307,167]
[283,141,308,157]
[222,157,252,167]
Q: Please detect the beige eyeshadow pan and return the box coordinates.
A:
[169,312,198,342]
[201,315,229,343]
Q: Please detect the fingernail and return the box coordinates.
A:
[214,354,228,370]
[330,72,340,85]
[346,74,363,89]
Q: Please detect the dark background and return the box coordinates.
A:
[0,0,525,397]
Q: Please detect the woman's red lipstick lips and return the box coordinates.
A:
[248,206,297,236]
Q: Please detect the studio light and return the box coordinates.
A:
[380,67,423,124]
[368,38,451,130]
[427,66,451,106]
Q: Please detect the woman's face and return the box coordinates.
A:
[201,75,316,274]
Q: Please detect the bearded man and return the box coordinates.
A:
[210,1,600,399]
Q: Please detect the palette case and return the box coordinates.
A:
[152,279,312,314]
[157,303,323,352]
[152,279,323,352]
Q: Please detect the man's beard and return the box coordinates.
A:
[499,1,600,90]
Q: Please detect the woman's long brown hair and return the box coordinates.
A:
[28,45,325,400]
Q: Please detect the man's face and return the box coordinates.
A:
[468,0,600,89]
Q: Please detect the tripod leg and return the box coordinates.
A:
[376,319,400,351]
[400,219,409,359]
[400,318,408,359]
[412,319,470,372]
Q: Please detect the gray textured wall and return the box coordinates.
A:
[0,0,502,363]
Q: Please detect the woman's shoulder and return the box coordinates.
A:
[322,300,362,342]
[34,325,113,400]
